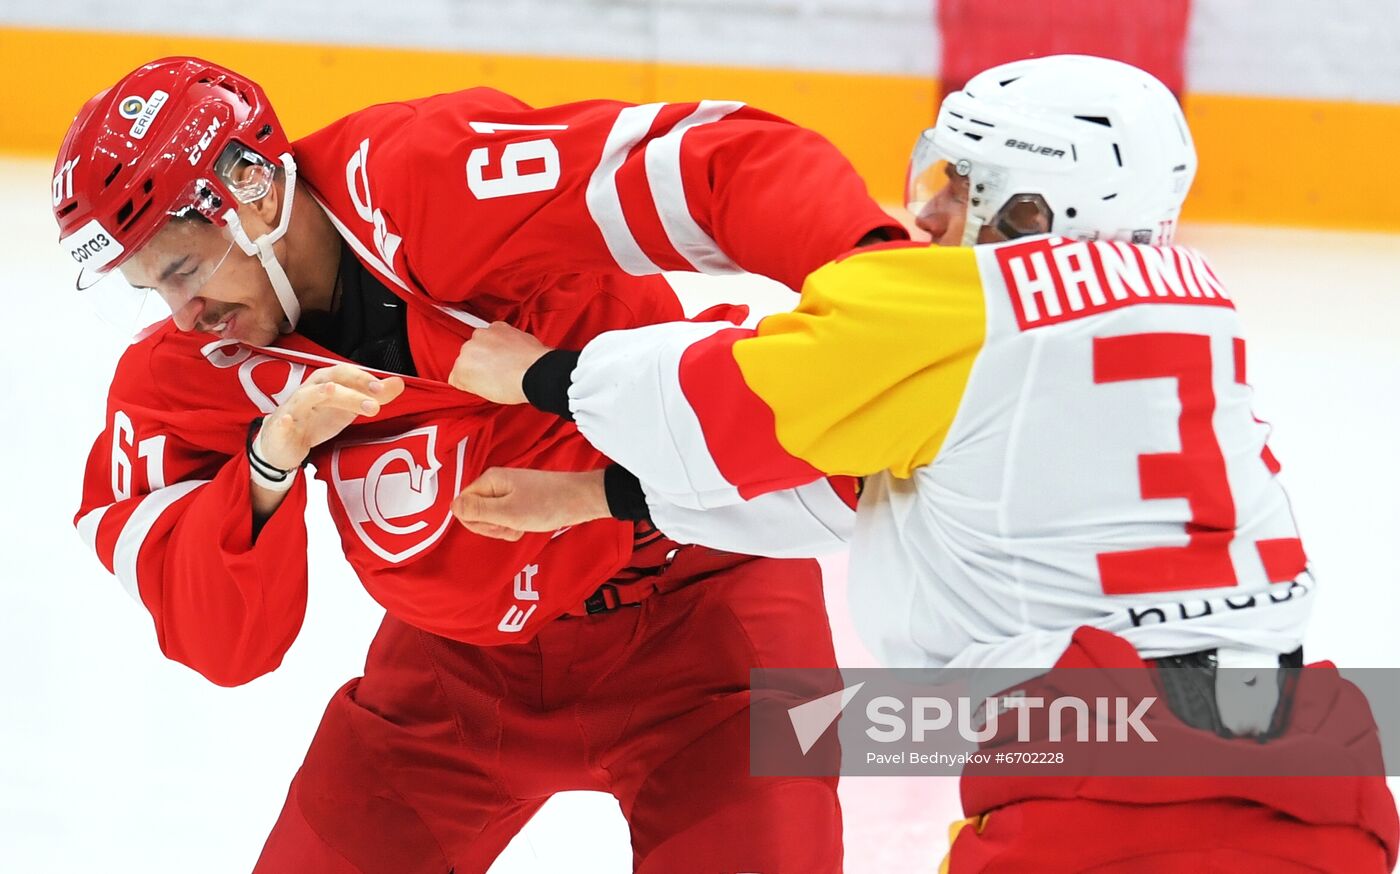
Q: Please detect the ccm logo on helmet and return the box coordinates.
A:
[70,234,113,264]
[189,117,223,166]
[1004,139,1066,158]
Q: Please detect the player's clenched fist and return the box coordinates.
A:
[453,467,610,541]
[449,321,552,405]
[258,363,406,470]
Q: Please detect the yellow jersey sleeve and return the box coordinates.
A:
[731,243,987,478]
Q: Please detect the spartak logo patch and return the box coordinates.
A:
[330,426,469,564]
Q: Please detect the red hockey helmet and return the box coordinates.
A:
[52,57,293,288]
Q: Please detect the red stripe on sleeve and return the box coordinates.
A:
[82,495,156,575]
[91,504,130,574]
[612,102,701,272]
[677,327,825,499]
[827,476,862,510]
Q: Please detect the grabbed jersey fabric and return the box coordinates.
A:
[569,236,1312,669]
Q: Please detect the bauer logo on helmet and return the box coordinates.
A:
[1003,139,1066,159]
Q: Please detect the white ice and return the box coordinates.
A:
[1,155,1396,873]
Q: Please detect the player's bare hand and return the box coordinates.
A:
[453,467,610,541]
[448,322,553,405]
[258,364,405,469]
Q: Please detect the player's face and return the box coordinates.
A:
[915,163,1006,247]
[120,213,287,346]
[915,163,971,245]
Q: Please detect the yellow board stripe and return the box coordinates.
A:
[1182,92,1400,232]
[0,24,932,206]
[3,25,1398,230]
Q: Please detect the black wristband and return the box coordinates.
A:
[603,464,651,523]
[522,349,582,421]
[245,417,296,481]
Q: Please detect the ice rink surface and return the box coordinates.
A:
[1,153,1396,872]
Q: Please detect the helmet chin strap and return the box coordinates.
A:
[961,209,985,247]
[957,161,992,247]
[223,153,301,332]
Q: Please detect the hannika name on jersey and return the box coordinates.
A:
[995,236,1232,331]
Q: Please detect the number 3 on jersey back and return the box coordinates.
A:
[1092,332,1305,595]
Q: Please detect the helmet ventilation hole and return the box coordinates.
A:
[103,162,122,187]
[119,198,154,231]
[1075,115,1113,127]
[1066,207,1078,218]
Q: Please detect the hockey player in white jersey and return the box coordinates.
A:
[447,56,1398,871]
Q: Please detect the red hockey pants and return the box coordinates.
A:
[944,627,1398,873]
[254,541,842,873]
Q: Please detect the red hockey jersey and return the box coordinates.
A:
[74,87,899,686]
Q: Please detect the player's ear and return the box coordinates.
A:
[251,171,283,229]
[229,161,283,230]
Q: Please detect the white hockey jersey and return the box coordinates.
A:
[567,236,1313,669]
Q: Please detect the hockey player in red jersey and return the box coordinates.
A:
[448,55,1399,871]
[55,57,905,871]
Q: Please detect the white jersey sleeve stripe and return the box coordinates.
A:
[75,504,109,556]
[585,103,667,276]
[112,480,209,603]
[432,303,490,330]
[644,100,746,274]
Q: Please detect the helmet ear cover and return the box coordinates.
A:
[214,145,279,205]
[169,143,281,224]
[990,193,1053,240]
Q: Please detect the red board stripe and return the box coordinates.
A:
[936,0,1192,95]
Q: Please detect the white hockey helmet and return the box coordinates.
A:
[907,54,1197,246]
